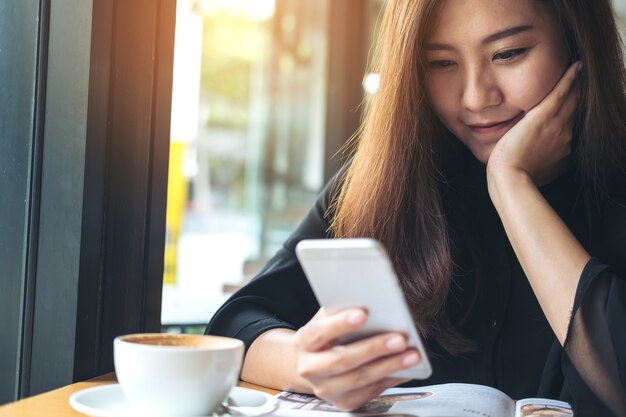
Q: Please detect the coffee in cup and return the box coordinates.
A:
[114,333,244,416]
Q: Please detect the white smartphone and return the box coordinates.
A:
[295,238,432,380]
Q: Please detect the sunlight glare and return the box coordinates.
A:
[201,0,275,20]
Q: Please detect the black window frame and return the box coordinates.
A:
[0,0,175,401]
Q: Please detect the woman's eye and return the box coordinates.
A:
[492,48,528,62]
[429,60,456,70]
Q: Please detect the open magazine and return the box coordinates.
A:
[273,384,572,417]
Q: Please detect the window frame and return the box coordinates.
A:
[0,0,175,401]
[0,0,44,403]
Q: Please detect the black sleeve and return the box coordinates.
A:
[561,257,626,417]
[205,173,341,350]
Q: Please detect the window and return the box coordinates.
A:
[0,0,176,402]
[161,0,384,333]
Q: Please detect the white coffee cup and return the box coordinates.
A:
[114,333,244,416]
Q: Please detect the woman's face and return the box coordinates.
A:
[424,0,569,163]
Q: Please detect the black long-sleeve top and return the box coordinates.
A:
[206,159,626,417]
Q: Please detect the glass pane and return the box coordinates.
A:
[162,0,332,333]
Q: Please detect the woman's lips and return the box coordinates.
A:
[467,113,523,136]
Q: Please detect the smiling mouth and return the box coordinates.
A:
[467,113,523,135]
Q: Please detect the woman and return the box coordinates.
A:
[206,1,626,415]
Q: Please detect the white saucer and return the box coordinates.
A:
[69,384,278,417]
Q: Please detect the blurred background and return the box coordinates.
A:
[161,0,626,334]
[162,0,385,333]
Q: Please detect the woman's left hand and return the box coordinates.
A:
[486,61,582,186]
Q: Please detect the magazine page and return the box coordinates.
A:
[274,383,515,417]
[514,398,573,417]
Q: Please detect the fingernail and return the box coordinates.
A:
[346,310,365,325]
[385,335,405,351]
[402,353,420,367]
[576,61,583,72]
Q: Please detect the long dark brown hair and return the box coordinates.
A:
[329,0,626,355]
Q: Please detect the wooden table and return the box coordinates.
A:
[0,374,279,417]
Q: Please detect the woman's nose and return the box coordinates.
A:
[461,68,503,112]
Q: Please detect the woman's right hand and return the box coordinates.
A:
[293,307,422,411]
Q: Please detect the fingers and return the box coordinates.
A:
[323,377,407,412]
[293,309,422,412]
[543,61,582,118]
[556,85,577,157]
[298,332,413,377]
[310,348,419,395]
[525,61,580,159]
[296,308,367,351]
[555,74,579,122]
[551,66,579,158]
